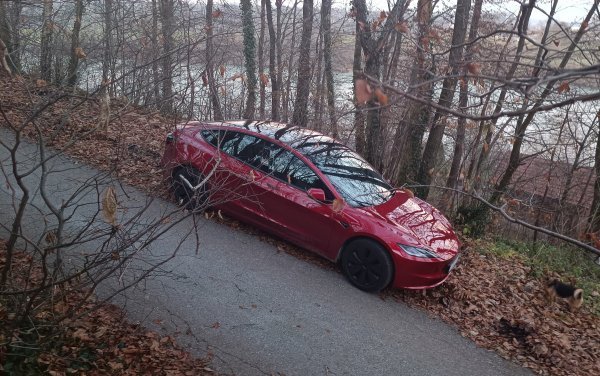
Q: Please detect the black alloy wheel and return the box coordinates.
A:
[172,166,209,211]
[340,238,394,293]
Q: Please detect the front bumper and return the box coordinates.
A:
[390,252,460,289]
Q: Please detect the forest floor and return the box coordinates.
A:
[1,75,600,375]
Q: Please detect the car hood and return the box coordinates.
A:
[362,191,460,259]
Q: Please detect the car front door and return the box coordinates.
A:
[256,144,347,257]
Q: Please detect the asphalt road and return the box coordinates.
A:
[0,128,530,375]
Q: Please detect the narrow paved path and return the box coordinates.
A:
[0,129,529,375]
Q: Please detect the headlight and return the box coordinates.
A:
[398,244,439,259]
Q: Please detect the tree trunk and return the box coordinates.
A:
[275,0,283,120]
[312,28,323,130]
[414,0,471,199]
[0,0,20,73]
[353,0,406,166]
[588,138,600,233]
[258,0,266,118]
[468,0,540,188]
[151,0,160,104]
[160,0,175,115]
[321,0,336,137]
[291,0,313,127]
[206,0,223,120]
[266,0,280,120]
[392,0,432,184]
[283,2,298,122]
[40,0,54,82]
[352,21,365,154]
[66,0,84,87]
[240,0,257,119]
[444,0,483,197]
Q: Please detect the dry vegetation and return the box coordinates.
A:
[2,75,600,375]
[0,240,214,375]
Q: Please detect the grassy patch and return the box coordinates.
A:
[476,237,600,315]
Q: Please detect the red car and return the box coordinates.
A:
[161,120,460,292]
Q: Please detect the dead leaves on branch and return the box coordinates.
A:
[259,72,269,87]
[354,79,388,106]
[74,47,86,59]
[558,81,571,94]
[395,21,410,33]
[101,186,118,226]
[354,79,372,104]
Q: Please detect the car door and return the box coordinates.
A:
[255,144,346,256]
[199,129,267,223]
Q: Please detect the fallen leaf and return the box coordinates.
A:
[101,186,118,226]
[332,198,345,213]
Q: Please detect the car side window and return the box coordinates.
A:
[202,130,333,199]
[270,147,334,200]
[201,130,255,159]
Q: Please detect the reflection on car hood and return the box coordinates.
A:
[365,191,460,259]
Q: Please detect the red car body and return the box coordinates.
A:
[161,120,460,290]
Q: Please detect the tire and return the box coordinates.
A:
[340,238,394,293]
[171,166,209,211]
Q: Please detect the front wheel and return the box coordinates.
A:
[340,239,394,293]
[171,166,209,211]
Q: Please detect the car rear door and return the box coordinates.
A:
[199,129,268,223]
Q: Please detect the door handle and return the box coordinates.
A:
[266,182,278,190]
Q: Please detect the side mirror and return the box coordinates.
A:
[307,188,326,202]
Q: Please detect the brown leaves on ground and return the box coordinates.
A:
[383,242,600,376]
[0,76,172,199]
[0,240,214,375]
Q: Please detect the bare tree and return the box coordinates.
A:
[258,0,266,118]
[443,0,483,204]
[66,0,85,87]
[0,0,20,73]
[490,0,600,205]
[291,0,314,127]
[160,0,175,114]
[241,0,258,119]
[266,0,280,120]
[40,0,54,82]
[352,0,406,165]
[415,0,471,199]
[391,0,432,182]
[320,0,336,137]
[206,0,223,120]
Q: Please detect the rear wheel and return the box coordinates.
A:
[340,238,394,293]
[171,166,209,211]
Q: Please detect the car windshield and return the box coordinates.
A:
[295,138,394,207]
